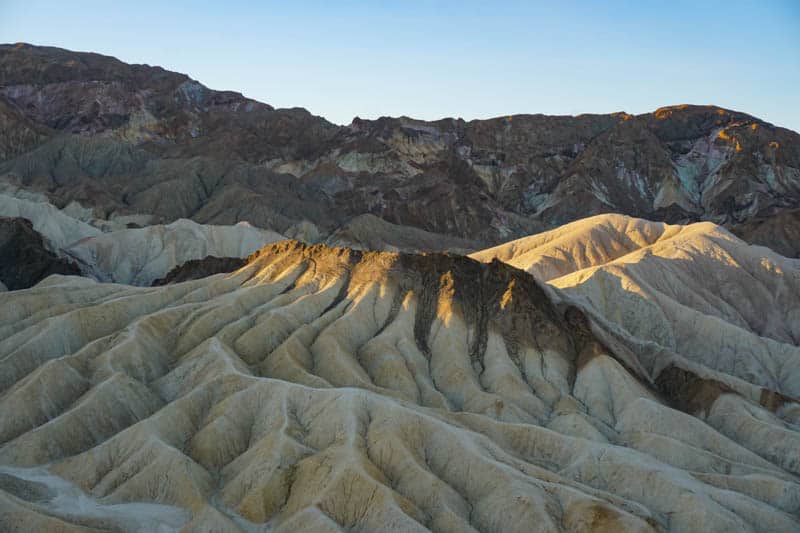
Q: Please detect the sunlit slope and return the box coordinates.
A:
[473,214,800,397]
[471,214,689,281]
[0,241,798,531]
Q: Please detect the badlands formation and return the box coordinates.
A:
[62,219,284,286]
[0,193,285,288]
[0,42,799,532]
[0,216,798,532]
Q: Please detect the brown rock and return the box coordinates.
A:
[0,216,80,290]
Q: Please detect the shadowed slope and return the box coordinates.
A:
[152,256,250,286]
[325,214,479,254]
[0,216,80,290]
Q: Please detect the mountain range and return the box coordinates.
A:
[1,43,799,255]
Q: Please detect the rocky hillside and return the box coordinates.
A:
[474,214,800,390]
[0,192,288,286]
[1,43,799,252]
[63,219,284,286]
[0,229,798,531]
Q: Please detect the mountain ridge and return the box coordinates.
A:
[1,43,799,254]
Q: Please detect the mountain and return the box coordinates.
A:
[0,234,798,531]
[1,43,799,251]
[324,213,478,254]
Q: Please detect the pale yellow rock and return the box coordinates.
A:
[474,213,800,396]
[0,232,797,532]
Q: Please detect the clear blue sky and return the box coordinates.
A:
[2,0,799,131]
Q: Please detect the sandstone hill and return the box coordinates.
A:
[1,43,799,250]
[0,228,798,531]
[473,214,800,396]
[0,193,102,251]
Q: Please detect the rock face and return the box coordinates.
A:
[311,110,800,243]
[0,235,798,531]
[0,216,80,290]
[1,43,799,247]
[729,208,800,259]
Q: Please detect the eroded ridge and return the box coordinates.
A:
[0,240,798,532]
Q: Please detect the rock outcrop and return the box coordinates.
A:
[0,216,80,290]
[0,235,798,531]
[0,193,102,251]
[152,255,248,286]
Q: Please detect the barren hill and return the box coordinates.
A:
[0,233,798,531]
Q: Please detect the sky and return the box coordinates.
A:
[1,0,799,131]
